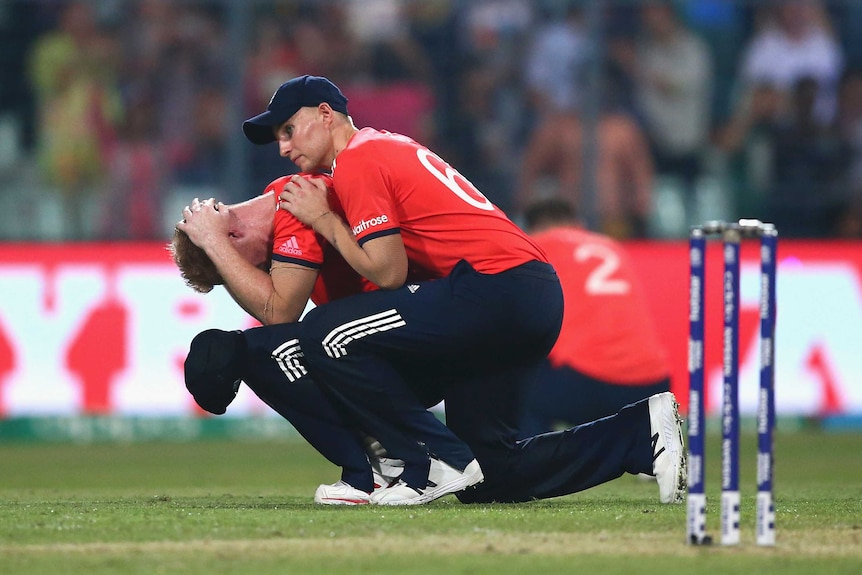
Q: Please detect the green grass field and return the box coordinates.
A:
[1,429,860,575]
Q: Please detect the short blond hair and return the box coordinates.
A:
[167,228,223,293]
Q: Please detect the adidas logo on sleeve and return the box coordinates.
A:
[276,236,302,256]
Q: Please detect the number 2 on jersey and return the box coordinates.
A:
[575,243,630,295]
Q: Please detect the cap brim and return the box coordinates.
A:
[242,111,278,145]
[242,106,299,145]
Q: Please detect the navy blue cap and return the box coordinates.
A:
[242,75,349,145]
[184,329,245,415]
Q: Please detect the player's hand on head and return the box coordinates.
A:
[177,197,232,249]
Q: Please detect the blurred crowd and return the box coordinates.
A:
[1,0,862,241]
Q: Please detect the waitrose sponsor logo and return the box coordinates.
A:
[352,215,389,235]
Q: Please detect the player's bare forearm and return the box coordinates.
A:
[312,212,407,289]
[204,245,279,323]
[200,243,311,324]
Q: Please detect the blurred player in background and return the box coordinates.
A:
[519,197,671,438]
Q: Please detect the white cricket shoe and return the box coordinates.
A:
[314,480,371,505]
[648,391,687,504]
[371,456,404,491]
[371,458,484,506]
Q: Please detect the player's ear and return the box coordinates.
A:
[318,102,337,124]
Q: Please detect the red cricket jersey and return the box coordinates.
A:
[533,226,670,385]
[331,128,547,278]
[265,174,375,305]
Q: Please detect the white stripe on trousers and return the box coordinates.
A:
[321,309,406,359]
[272,338,307,382]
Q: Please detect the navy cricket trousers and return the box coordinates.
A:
[296,260,561,488]
[518,362,671,438]
[298,259,658,501]
[239,324,377,492]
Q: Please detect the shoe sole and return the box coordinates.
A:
[314,484,371,506]
[650,392,687,504]
[314,497,370,505]
[670,402,687,504]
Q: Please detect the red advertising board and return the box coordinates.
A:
[0,241,861,418]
